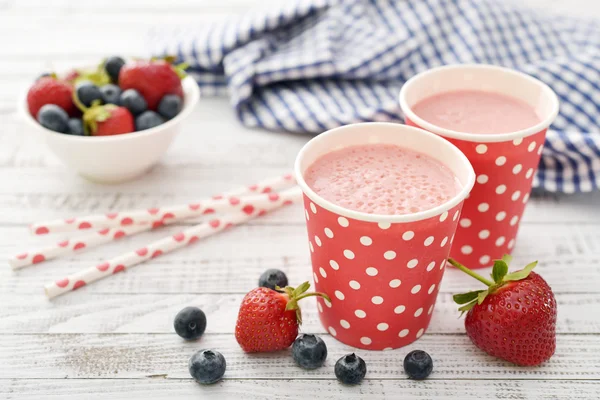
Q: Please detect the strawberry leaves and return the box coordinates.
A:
[450,255,539,315]
[281,281,330,324]
[491,259,509,283]
[504,261,538,282]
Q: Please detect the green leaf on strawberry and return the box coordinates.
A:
[449,256,539,313]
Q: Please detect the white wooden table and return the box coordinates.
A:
[1,1,599,398]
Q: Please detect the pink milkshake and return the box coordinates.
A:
[412,90,541,134]
[304,144,461,215]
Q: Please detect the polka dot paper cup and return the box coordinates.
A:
[400,65,559,269]
[294,123,475,350]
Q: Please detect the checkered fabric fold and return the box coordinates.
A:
[152,0,600,192]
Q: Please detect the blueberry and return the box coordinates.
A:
[67,118,84,136]
[292,334,327,369]
[100,84,122,105]
[403,350,433,380]
[174,306,207,340]
[104,56,125,83]
[334,353,366,385]
[258,269,288,290]
[36,72,52,81]
[76,82,103,107]
[189,349,226,384]
[157,94,183,120]
[135,111,164,131]
[120,89,147,116]
[36,104,69,133]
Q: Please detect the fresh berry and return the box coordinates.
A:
[63,69,80,84]
[100,84,122,105]
[119,58,185,110]
[258,269,288,290]
[120,89,147,116]
[403,350,433,380]
[37,104,69,133]
[157,94,183,120]
[450,256,557,366]
[67,118,84,136]
[135,111,164,131]
[174,306,207,340]
[292,334,327,369]
[83,104,134,136]
[188,349,226,384]
[234,282,330,353]
[334,353,366,385]
[27,76,76,117]
[76,82,103,108]
[104,56,125,83]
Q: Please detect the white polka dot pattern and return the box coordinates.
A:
[360,337,372,345]
[446,130,546,270]
[301,195,461,350]
[360,236,372,246]
[389,279,401,288]
[377,323,389,331]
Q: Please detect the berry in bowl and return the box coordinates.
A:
[20,56,200,183]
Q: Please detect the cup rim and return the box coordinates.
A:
[294,122,475,224]
[398,64,560,143]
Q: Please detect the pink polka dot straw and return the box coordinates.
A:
[30,173,295,235]
[12,174,296,271]
[43,185,301,299]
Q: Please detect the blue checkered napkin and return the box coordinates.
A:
[151,0,600,193]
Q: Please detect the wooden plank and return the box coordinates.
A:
[2,379,600,399]
[2,222,599,295]
[0,292,597,334]
[0,333,597,380]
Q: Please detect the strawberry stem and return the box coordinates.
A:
[448,258,494,287]
[295,291,331,303]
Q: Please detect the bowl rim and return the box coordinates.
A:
[398,64,560,143]
[19,73,200,143]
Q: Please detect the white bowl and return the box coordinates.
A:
[19,76,200,183]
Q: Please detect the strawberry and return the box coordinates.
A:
[63,69,81,84]
[235,282,330,353]
[450,255,557,366]
[119,57,186,111]
[27,75,77,117]
[82,103,134,136]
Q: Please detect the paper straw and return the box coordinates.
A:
[9,225,152,270]
[44,186,302,299]
[31,173,295,235]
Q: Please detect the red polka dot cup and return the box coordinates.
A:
[294,123,475,350]
[400,65,559,269]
